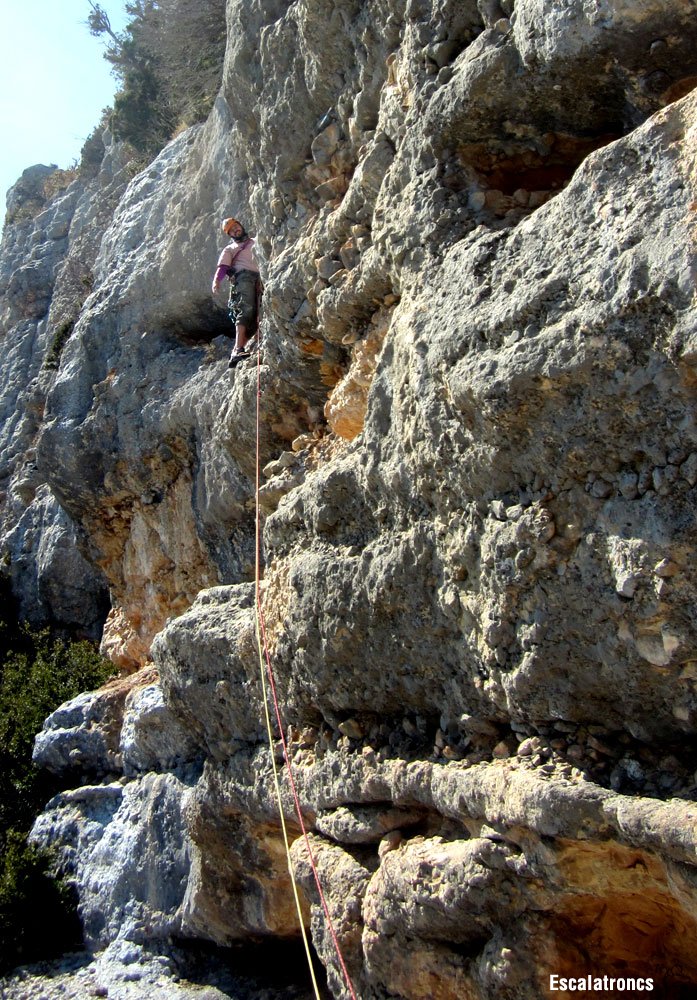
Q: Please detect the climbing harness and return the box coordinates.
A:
[253,346,359,1000]
[227,267,260,328]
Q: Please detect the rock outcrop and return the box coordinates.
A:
[3,0,697,997]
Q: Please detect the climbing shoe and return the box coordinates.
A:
[228,349,251,368]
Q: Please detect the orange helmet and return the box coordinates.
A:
[221,217,241,236]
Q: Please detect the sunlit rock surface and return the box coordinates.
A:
[1,0,697,996]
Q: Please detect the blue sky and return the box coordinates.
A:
[0,0,128,218]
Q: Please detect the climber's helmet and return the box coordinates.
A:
[222,217,245,239]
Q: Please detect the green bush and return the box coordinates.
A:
[78,109,111,179]
[0,831,81,973]
[0,580,116,973]
[88,0,226,157]
[44,319,75,371]
[110,60,176,158]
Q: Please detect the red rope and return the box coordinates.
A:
[255,346,359,1000]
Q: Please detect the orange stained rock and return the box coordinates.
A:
[543,838,697,994]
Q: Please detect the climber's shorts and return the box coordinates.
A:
[228,269,259,329]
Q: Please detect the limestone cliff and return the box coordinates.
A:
[3,1,697,997]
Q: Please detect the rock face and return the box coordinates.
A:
[2,0,697,996]
[0,151,129,636]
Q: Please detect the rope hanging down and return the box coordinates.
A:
[253,344,359,1000]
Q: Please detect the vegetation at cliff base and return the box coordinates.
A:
[0,580,116,974]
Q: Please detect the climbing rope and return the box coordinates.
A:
[253,343,359,1000]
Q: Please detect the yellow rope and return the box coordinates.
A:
[254,353,323,1000]
[253,608,323,999]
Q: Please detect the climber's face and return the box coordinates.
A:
[229,221,244,239]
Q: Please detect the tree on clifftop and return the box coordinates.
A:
[87,0,226,156]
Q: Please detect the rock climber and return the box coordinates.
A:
[212,217,261,367]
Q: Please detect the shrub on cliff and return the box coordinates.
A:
[0,831,79,975]
[89,0,226,156]
[0,580,116,973]
[78,109,112,179]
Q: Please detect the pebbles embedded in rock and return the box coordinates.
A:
[378,830,403,857]
[493,740,514,759]
[7,4,697,998]
[338,718,364,740]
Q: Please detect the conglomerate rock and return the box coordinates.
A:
[1,0,697,996]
